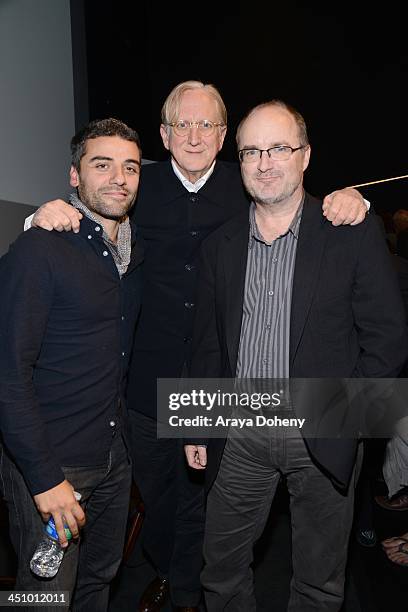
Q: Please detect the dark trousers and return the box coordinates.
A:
[129,410,205,607]
[0,432,132,612]
[203,426,361,612]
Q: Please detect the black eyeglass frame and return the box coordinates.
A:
[238,145,307,162]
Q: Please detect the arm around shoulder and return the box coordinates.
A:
[28,199,82,233]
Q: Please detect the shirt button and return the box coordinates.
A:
[266,324,271,330]
[121,315,125,321]
[272,258,278,263]
[263,358,268,364]
[185,264,195,271]
[190,231,199,237]
[183,336,192,343]
[87,235,92,240]
[109,420,116,427]
[184,302,195,309]
[103,250,109,257]
[95,226,101,232]
[268,290,274,296]
[121,351,125,356]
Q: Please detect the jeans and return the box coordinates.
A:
[202,423,362,612]
[0,431,132,612]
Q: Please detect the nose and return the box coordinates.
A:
[257,149,274,172]
[187,123,202,146]
[110,164,126,185]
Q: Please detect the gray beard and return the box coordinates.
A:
[245,178,300,208]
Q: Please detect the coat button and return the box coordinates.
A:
[190,230,199,237]
[184,302,195,309]
[190,195,198,203]
[185,264,195,271]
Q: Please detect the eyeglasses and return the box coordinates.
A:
[238,145,306,163]
[166,120,224,137]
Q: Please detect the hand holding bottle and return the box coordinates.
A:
[33,480,85,547]
[30,491,83,578]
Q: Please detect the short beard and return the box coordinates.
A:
[78,186,135,220]
[245,177,300,208]
[87,206,131,221]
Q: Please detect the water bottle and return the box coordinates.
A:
[30,491,81,578]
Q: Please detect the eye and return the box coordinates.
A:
[95,163,109,169]
[125,166,139,174]
[176,120,188,131]
[200,120,213,130]
[244,149,259,159]
[273,146,290,155]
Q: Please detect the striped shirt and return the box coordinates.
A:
[236,197,303,379]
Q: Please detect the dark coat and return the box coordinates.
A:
[189,193,408,490]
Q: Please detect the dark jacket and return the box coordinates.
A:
[0,217,143,495]
[126,159,250,417]
[189,193,408,490]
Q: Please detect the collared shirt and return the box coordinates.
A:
[171,158,216,192]
[236,197,304,379]
[0,216,142,495]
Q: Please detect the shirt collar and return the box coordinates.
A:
[249,192,305,245]
[69,192,132,276]
[171,158,216,192]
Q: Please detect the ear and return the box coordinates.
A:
[218,126,227,152]
[160,124,170,151]
[70,165,80,187]
[302,145,311,172]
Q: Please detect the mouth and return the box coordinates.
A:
[103,191,129,199]
[256,175,281,183]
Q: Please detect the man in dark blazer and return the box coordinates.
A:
[185,101,407,611]
[29,83,369,611]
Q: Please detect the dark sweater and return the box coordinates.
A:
[126,159,250,417]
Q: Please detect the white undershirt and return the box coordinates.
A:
[171,158,216,192]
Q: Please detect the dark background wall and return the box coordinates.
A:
[82,0,408,212]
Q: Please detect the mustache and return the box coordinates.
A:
[100,188,130,195]
[255,171,283,179]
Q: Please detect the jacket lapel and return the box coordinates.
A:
[222,213,250,373]
[290,194,328,369]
